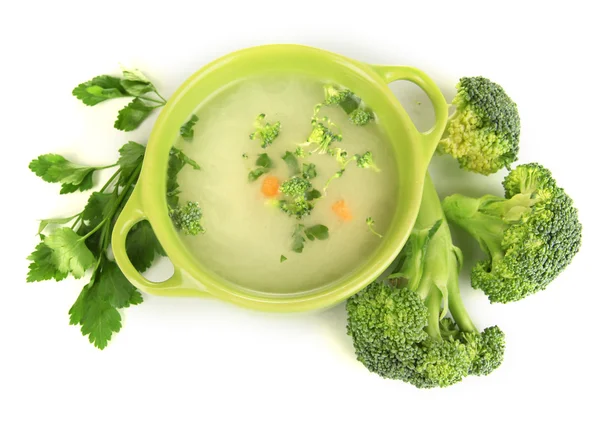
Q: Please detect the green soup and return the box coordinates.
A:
[171,74,399,293]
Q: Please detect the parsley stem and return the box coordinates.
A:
[99,169,122,194]
[155,92,167,103]
[97,163,118,171]
[78,163,141,250]
[137,96,165,105]
[80,217,108,241]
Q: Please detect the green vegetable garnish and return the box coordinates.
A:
[290,224,329,253]
[169,201,205,236]
[72,68,166,132]
[304,119,342,155]
[302,163,317,180]
[322,169,345,195]
[27,140,201,349]
[366,217,383,238]
[256,153,273,169]
[304,224,329,241]
[282,151,300,175]
[322,83,373,125]
[248,169,266,182]
[29,154,117,195]
[280,255,287,263]
[278,177,315,219]
[355,151,380,172]
[180,114,199,142]
[249,153,274,182]
[27,142,158,349]
[249,113,281,148]
[294,147,306,158]
[349,108,374,126]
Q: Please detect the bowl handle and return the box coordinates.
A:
[370,65,448,166]
[112,183,210,297]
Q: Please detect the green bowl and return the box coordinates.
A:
[112,44,448,312]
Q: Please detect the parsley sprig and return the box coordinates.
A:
[73,67,166,131]
[28,68,206,349]
[27,142,160,348]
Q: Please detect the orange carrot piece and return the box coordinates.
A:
[332,200,352,221]
[261,175,280,197]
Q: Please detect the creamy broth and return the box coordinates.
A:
[174,75,399,293]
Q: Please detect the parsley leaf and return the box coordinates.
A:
[80,299,121,350]
[180,114,199,142]
[304,225,329,241]
[72,75,127,106]
[38,214,79,235]
[29,154,108,194]
[59,173,94,194]
[74,69,165,131]
[126,220,165,272]
[26,240,68,282]
[70,260,143,350]
[95,260,143,308]
[290,224,329,253]
[256,153,273,169]
[167,148,200,208]
[302,163,317,180]
[114,98,155,131]
[248,153,273,182]
[170,147,200,170]
[280,255,287,263]
[305,189,322,201]
[292,224,306,253]
[282,151,300,175]
[82,192,117,228]
[44,228,96,279]
[117,141,146,182]
[248,168,266,182]
[120,68,157,97]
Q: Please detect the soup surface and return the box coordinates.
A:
[174,75,399,293]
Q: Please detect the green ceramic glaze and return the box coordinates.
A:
[112,44,448,312]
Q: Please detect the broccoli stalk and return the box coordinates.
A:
[346,175,505,388]
[438,77,520,175]
[443,163,582,303]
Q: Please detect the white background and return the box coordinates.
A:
[1,1,598,428]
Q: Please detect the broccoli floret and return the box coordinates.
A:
[280,177,311,198]
[249,113,281,148]
[438,77,520,175]
[294,147,306,158]
[355,151,380,172]
[169,201,205,235]
[305,121,342,155]
[349,108,374,126]
[333,148,349,167]
[347,176,505,388]
[443,163,582,303]
[323,84,352,106]
[322,84,374,125]
[278,177,315,219]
